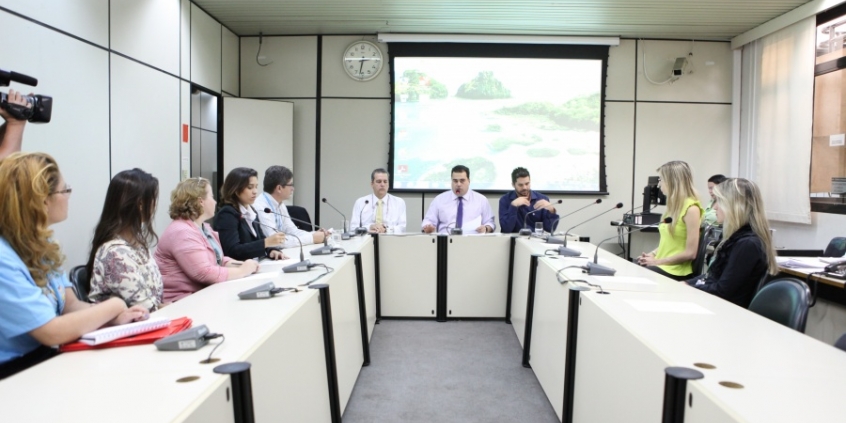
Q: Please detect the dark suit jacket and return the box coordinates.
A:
[691,225,767,308]
[213,204,269,261]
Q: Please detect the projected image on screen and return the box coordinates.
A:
[392,57,602,192]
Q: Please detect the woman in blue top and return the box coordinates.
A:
[0,152,149,379]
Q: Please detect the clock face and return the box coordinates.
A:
[343,41,384,82]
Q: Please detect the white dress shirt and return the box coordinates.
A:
[254,192,316,248]
[350,193,407,233]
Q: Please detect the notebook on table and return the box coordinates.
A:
[61,317,193,352]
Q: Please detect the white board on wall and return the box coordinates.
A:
[222,98,293,199]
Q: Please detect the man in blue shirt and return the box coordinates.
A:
[498,167,560,234]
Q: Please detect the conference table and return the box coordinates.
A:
[2,233,846,422]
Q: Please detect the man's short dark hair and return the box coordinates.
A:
[451,165,470,179]
[263,165,293,193]
[511,167,530,184]
[371,168,389,182]
[708,174,727,184]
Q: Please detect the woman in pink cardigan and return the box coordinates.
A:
[156,177,260,303]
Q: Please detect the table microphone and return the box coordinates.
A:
[155,325,212,351]
[262,208,337,256]
[322,198,353,240]
[555,202,624,251]
[256,219,305,262]
[355,200,370,235]
[238,282,298,299]
[586,217,672,276]
[255,220,314,272]
[518,199,563,236]
[548,198,602,242]
[446,223,462,235]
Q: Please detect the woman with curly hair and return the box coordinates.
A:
[156,177,259,303]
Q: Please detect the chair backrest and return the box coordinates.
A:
[748,278,810,332]
[68,265,90,302]
[835,333,846,352]
[823,237,846,258]
[287,205,313,231]
[691,225,719,276]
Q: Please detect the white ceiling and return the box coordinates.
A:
[193,0,814,40]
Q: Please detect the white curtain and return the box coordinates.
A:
[739,17,816,224]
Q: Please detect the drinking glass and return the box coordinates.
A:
[535,222,544,236]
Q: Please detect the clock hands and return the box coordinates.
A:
[358,60,364,78]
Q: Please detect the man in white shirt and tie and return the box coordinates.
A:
[255,165,326,246]
[350,168,407,233]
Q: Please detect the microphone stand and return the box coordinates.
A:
[322,198,354,240]
[355,200,370,235]
[584,217,671,276]
[262,208,339,256]
[547,199,602,244]
[255,220,313,273]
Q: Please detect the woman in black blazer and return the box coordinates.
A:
[687,178,778,307]
[213,167,287,261]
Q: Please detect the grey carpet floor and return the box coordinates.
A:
[342,320,560,423]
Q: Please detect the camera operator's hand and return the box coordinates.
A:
[0,89,31,123]
[0,89,32,160]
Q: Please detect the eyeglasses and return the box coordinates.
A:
[283,183,295,188]
[51,185,72,195]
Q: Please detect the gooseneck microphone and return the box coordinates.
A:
[548,198,603,240]
[356,200,370,235]
[263,208,337,256]
[255,220,314,272]
[562,202,623,246]
[322,198,353,240]
[586,217,672,276]
[518,199,563,236]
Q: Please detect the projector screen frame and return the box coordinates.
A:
[386,42,610,196]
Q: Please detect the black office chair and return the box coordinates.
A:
[823,237,846,258]
[691,225,720,276]
[68,265,91,302]
[834,333,846,352]
[287,205,313,231]
[747,278,810,332]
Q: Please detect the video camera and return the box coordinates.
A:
[0,68,52,123]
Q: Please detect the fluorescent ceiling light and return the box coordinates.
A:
[377,33,620,46]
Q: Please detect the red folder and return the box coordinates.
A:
[60,317,193,352]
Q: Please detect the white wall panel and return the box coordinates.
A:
[222,26,239,96]
[190,3,221,92]
[110,0,180,75]
[240,36,317,98]
[634,103,732,206]
[0,0,107,47]
[222,98,293,187]
[290,99,316,211]
[110,54,181,236]
[636,40,733,103]
[180,0,191,78]
[319,99,390,229]
[321,36,391,98]
[606,39,636,101]
[0,11,110,268]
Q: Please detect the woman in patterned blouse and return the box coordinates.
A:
[156,177,260,303]
[85,169,163,311]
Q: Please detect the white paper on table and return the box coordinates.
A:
[624,299,713,314]
[461,216,482,232]
[594,276,658,286]
[256,257,297,273]
[776,257,826,270]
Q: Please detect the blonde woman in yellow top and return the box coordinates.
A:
[637,161,703,281]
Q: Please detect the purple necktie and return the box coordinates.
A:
[456,197,464,228]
